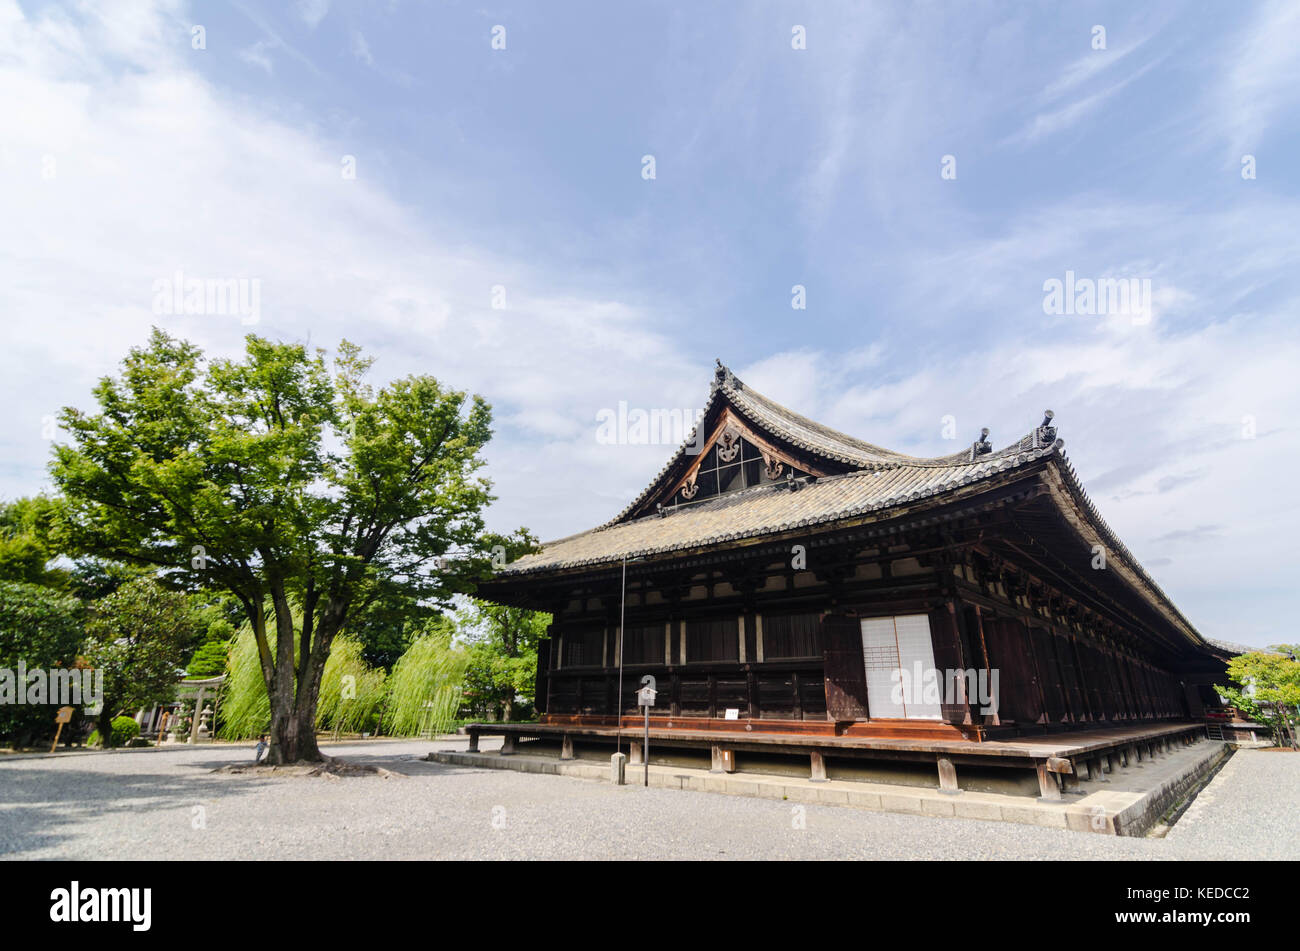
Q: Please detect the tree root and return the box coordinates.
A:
[213,755,406,779]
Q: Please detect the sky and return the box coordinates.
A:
[0,0,1297,647]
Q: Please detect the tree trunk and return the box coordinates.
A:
[503,696,514,723]
[97,707,114,749]
[260,590,348,765]
[263,634,337,763]
[265,683,326,763]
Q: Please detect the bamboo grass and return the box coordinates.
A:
[218,611,465,739]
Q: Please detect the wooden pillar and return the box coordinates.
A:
[1036,762,1061,801]
[560,734,575,760]
[711,745,735,773]
[1088,756,1108,782]
[943,599,974,725]
[1024,620,1052,725]
[972,607,999,726]
[937,757,959,794]
[467,730,480,753]
[809,751,828,783]
[500,734,518,755]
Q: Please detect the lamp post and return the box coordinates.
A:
[615,553,643,757]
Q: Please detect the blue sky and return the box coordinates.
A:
[1,0,1298,646]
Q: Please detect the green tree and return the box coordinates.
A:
[1215,650,1300,749]
[458,598,550,722]
[346,586,440,671]
[81,577,198,748]
[53,330,494,762]
[0,581,84,746]
[185,638,230,678]
[0,496,67,587]
[64,558,152,602]
[181,594,239,676]
[385,620,467,736]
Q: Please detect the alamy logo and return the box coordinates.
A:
[152,271,261,325]
[49,882,152,931]
[1042,270,1150,323]
[0,663,102,711]
[595,402,706,453]
[890,664,1000,715]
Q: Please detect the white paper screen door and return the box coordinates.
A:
[860,615,942,720]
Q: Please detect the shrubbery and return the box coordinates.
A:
[87,715,141,748]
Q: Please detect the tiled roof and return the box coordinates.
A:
[1206,638,1279,656]
[608,363,1045,526]
[501,444,1058,576]
[501,363,1060,576]
[492,364,1219,655]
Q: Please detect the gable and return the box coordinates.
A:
[655,409,820,512]
[610,361,1043,526]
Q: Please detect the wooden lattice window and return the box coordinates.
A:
[621,623,665,665]
[685,617,739,663]
[667,437,806,509]
[562,627,605,668]
[761,612,822,659]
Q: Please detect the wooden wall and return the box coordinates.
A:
[532,542,1197,733]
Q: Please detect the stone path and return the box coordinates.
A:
[0,739,1294,860]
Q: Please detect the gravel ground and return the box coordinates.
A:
[0,740,1295,860]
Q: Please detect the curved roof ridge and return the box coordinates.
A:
[502,439,1063,575]
[602,361,1055,527]
[1047,449,1209,648]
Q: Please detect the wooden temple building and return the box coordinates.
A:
[473,362,1236,798]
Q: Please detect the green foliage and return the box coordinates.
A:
[346,587,438,671]
[220,614,387,739]
[456,594,549,721]
[88,715,141,748]
[182,595,238,677]
[52,329,498,761]
[1215,650,1300,746]
[82,577,200,746]
[63,558,151,602]
[0,496,66,587]
[0,581,84,743]
[385,622,468,736]
[218,619,273,740]
[185,639,229,678]
[316,636,387,734]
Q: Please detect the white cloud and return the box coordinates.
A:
[296,0,330,30]
[1210,0,1300,160]
[0,0,703,539]
[757,323,1300,648]
[0,0,1294,653]
[1003,56,1166,147]
[238,39,275,74]
[350,30,373,67]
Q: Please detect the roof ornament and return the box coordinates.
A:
[762,451,784,481]
[717,425,742,462]
[970,427,992,462]
[1034,410,1057,449]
